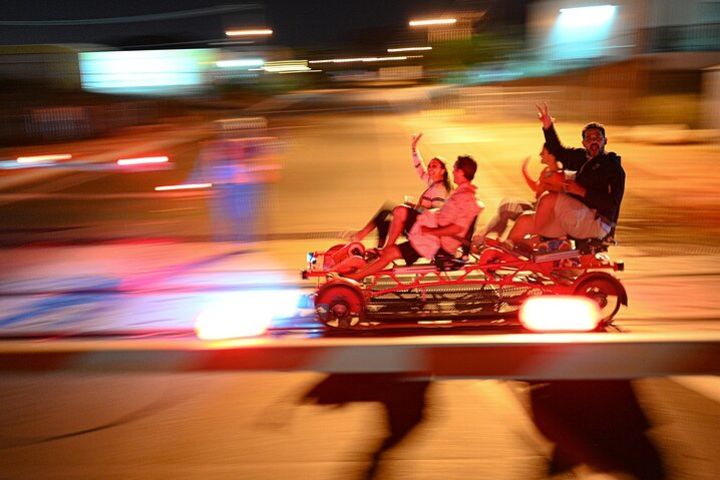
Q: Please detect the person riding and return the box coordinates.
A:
[345,155,481,281]
[349,133,451,252]
[479,144,563,242]
[507,103,625,249]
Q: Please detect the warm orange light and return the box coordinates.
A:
[387,46,432,52]
[309,56,409,64]
[117,156,169,166]
[519,296,601,332]
[409,18,457,27]
[225,28,273,37]
[16,154,72,163]
[155,183,213,191]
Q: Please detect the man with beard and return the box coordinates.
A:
[507,103,625,249]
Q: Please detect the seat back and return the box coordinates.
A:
[433,213,479,271]
[460,215,478,256]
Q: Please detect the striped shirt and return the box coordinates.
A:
[413,150,449,210]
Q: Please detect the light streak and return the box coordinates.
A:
[117,156,169,166]
[387,46,432,52]
[225,28,273,37]
[16,154,72,163]
[409,18,457,27]
[216,59,265,68]
[155,183,213,191]
[309,56,409,64]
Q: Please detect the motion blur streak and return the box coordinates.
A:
[409,18,457,27]
[519,296,600,332]
[16,154,72,163]
[309,56,408,64]
[155,183,213,191]
[117,156,169,166]
[387,46,432,52]
[225,29,273,37]
[215,59,264,68]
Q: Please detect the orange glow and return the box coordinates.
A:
[225,28,273,37]
[387,46,433,52]
[16,153,72,163]
[117,156,169,166]
[309,56,409,64]
[155,183,213,191]
[519,296,601,332]
[409,18,457,27]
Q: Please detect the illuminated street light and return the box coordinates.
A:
[225,28,273,37]
[117,156,169,166]
[387,46,432,53]
[409,18,457,27]
[216,59,265,68]
[558,5,617,27]
[16,153,72,164]
[155,183,213,191]
[309,56,412,64]
[263,60,311,72]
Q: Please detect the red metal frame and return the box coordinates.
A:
[304,243,624,302]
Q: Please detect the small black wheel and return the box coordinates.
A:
[573,275,623,325]
[315,284,365,329]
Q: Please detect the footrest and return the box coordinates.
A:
[532,249,580,263]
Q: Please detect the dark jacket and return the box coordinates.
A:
[543,124,625,224]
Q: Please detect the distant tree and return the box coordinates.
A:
[425,33,519,71]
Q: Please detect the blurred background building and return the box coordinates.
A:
[0,0,719,144]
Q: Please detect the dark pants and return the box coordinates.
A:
[371,204,419,248]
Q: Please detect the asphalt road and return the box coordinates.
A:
[0,371,718,479]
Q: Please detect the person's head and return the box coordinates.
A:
[539,143,560,169]
[581,122,607,158]
[428,156,451,191]
[453,155,477,185]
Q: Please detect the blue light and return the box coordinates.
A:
[558,5,617,27]
[549,5,618,61]
[79,49,217,96]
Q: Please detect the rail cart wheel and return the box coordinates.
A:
[315,284,365,329]
[573,274,623,326]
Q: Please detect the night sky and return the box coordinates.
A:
[0,1,529,48]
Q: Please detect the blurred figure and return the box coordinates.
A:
[507,104,625,249]
[348,133,451,254]
[478,144,563,242]
[302,374,431,480]
[530,380,665,479]
[194,118,280,242]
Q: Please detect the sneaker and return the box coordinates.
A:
[534,238,571,254]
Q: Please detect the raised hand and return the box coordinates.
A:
[536,103,554,129]
[521,155,531,170]
[411,133,423,150]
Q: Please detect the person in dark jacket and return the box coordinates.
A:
[507,103,625,247]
